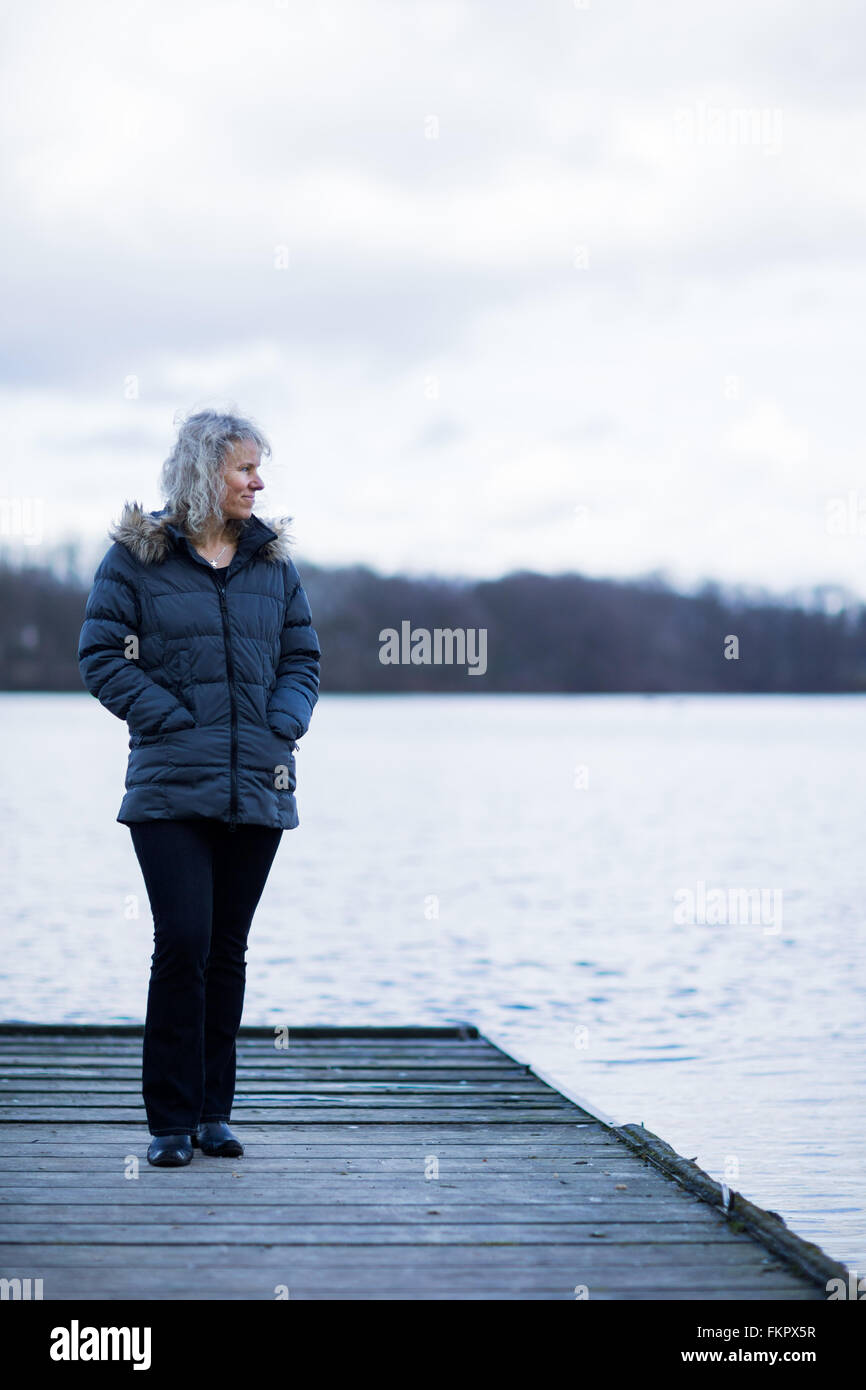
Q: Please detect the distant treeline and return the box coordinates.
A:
[2,557,866,693]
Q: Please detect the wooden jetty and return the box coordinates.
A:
[0,1022,848,1301]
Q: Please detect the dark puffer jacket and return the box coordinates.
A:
[77,503,321,830]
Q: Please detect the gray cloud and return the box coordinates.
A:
[1,0,864,597]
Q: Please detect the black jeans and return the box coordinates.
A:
[128,818,283,1136]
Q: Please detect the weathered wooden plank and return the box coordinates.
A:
[0,1166,675,1184]
[0,1068,534,1081]
[0,1132,625,1148]
[0,1066,532,1079]
[0,1179,730,1201]
[0,1036,488,1046]
[0,1042,500,1056]
[0,1036,495,1047]
[0,1056,487,1068]
[0,1061,539,1073]
[0,1201,734,1223]
[0,1252,798,1277]
[0,1243,808,1282]
[0,1150,640,1166]
[0,1159,653,1172]
[2,1278,811,1303]
[0,1080,560,1097]
[0,1129,621,1143]
[0,1110,593,1125]
[0,1051,495,1060]
[0,1176,669,1193]
[17,1261,789,1286]
[0,1271,823,1301]
[0,1071,552,1084]
[1,1193,687,1212]
[0,1200,706,1223]
[0,1200,717,1223]
[0,1221,803,1249]
[0,1024,481,1037]
[0,1037,507,1047]
[0,1084,572,1101]
[0,1279,826,1301]
[0,1087,579,1107]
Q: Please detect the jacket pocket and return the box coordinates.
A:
[268,725,297,752]
[132,706,196,746]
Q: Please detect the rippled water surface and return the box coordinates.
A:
[1,692,864,1272]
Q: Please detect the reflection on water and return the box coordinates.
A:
[1,691,864,1271]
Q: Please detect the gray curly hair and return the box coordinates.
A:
[160,407,272,539]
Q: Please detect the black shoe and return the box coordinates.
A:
[192,1121,243,1157]
[147,1133,193,1166]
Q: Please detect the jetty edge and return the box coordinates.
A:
[482,1024,851,1291]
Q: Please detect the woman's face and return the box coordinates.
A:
[221,438,265,520]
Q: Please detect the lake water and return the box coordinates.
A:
[1,692,863,1273]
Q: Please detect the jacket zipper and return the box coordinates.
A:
[185,533,270,832]
[214,574,239,832]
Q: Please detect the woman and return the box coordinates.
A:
[77,409,321,1167]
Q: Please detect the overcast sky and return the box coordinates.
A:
[2,0,865,599]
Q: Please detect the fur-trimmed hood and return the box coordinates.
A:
[108,501,295,566]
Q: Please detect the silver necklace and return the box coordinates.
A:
[199,541,231,568]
